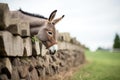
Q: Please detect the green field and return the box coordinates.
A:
[71,50,120,80]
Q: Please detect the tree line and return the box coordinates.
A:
[113,33,120,49]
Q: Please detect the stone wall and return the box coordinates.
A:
[57,32,81,46]
[0,3,48,57]
[0,3,85,80]
[0,49,85,80]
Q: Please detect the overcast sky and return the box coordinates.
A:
[0,0,120,51]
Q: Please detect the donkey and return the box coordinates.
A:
[10,9,64,55]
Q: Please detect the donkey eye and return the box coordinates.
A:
[48,31,53,35]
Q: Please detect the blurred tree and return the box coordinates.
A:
[97,47,104,50]
[113,34,120,49]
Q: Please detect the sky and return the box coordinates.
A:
[0,0,120,51]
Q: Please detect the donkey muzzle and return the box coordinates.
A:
[42,40,58,55]
[48,44,58,55]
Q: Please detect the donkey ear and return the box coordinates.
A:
[52,15,65,25]
[48,10,57,22]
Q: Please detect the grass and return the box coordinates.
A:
[71,50,120,80]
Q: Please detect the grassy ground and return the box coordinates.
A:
[71,50,120,80]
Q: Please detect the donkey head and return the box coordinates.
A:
[36,10,64,55]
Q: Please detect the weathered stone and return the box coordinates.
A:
[36,57,44,67]
[29,68,39,80]
[45,67,51,75]
[1,67,11,79]
[12,36,24,56]
[43,55,50,67]
[0,31,13,56]
[0,62,4,73]
[23,37,32,56]
[0,74,8,80]
[11,67,20,80]
[11,58,21,66]
[40,44,48,56]
[70,37,81,45]
[30,57,37,67]
[58,41,81,51]
[7,19,30,37]
[42,55,51,75]
[32,41,41,56]
[20,79,26,80]
[58,32,71,42]
[0,3,10,30]
[49,62,59,75]
[18,65,29,79]
[6,18,21,36]
[20,21,30,37]
[0,31,24,56]
[59,61,65,67]
[2,58,12,76]
[0,58,12,79]
[36,67,45,78]
[10,11,19,19]
[36,68,42,76]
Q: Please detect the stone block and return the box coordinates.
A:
[20,21,30,37]
[23,37,32,56]
[40,44,48,56]
[0,3,10,30]
[18,65,29,79]
[1,58,12,79]
[6,19,21,36]
[7,19,30,37]
[0,74,8,80]
[0,31,24,56]
[32,41,41,56]
[0,31,13,56]
[30,68,39,80]
[11,67,20,80]
[12,36,24,56]
[58,33,71,42]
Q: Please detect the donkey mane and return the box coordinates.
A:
[18,9,48,19]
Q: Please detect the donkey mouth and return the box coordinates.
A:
[48,44,58,55]
[42,40,58,55]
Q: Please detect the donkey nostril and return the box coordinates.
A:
[48,44,58,55]
[50,50,56,55]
